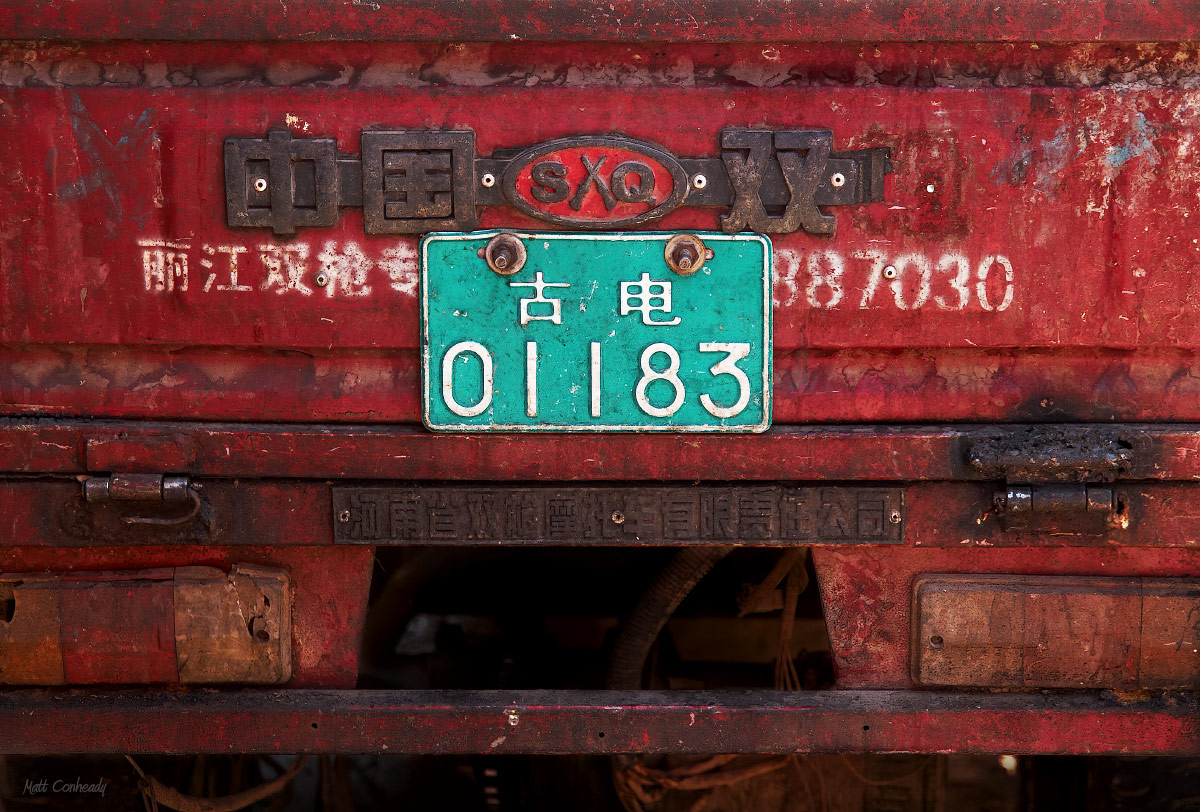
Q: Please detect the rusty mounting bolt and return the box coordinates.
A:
[889,511,902,524]
[485,233,527,275]
[250,617,271,642]
[337,509,351,523]
[611,511,625,525]
[664,233,706,275]
[929,635,944,649]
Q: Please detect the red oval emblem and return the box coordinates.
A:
[502,136,688,228]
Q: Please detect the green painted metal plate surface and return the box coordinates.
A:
[421,231,772,432]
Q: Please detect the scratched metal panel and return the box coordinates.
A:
[4,42,1200,422]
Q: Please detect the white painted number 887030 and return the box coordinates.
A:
[635,342,752,419]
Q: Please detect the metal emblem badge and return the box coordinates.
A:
[224,129,891,235]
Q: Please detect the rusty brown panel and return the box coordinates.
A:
[1021,583,1141,687]
[173,565,291,684]
[912,575,1200,689]
[0,566,294,686]
[58,573,178,684]
[813,547,1200,689]
[912,580,1025,687]
[0,579,65,684]
[0,549,370,688]
[1139,580,1200,686]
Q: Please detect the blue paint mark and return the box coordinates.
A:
[58,93,157,231]
[1107,113,1159,171]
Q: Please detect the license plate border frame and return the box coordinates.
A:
[420,229,773,433]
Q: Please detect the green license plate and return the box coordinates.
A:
[421,231,772,432]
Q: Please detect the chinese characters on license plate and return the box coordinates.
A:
[421,232,772,432]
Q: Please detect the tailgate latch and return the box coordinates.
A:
[82,473,200,526]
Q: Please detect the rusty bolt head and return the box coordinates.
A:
[485,233,527,275]
[889,511,902,524]
[611,511,625,525]
[664,233,706,275]
[337,509,351,523]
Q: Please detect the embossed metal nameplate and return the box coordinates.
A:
[225,129,891,236]
[332,486,904,545]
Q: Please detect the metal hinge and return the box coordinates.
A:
[993,483,1115,517]
[965,429,1136,525]
[82,474,200,526]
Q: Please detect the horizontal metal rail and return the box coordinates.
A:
[0,420,1190,482]
[1,0,1195,43]
[1,689,1197,755]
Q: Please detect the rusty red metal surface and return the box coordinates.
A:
[0,545,372,688]
[6,420,1200,481]
[1,689,1197,755]
[813,546,1200,689]
[13,477,1200,549]
[6,43,1200,423]
[2,0,1198,43]
[6,0,1200,761]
